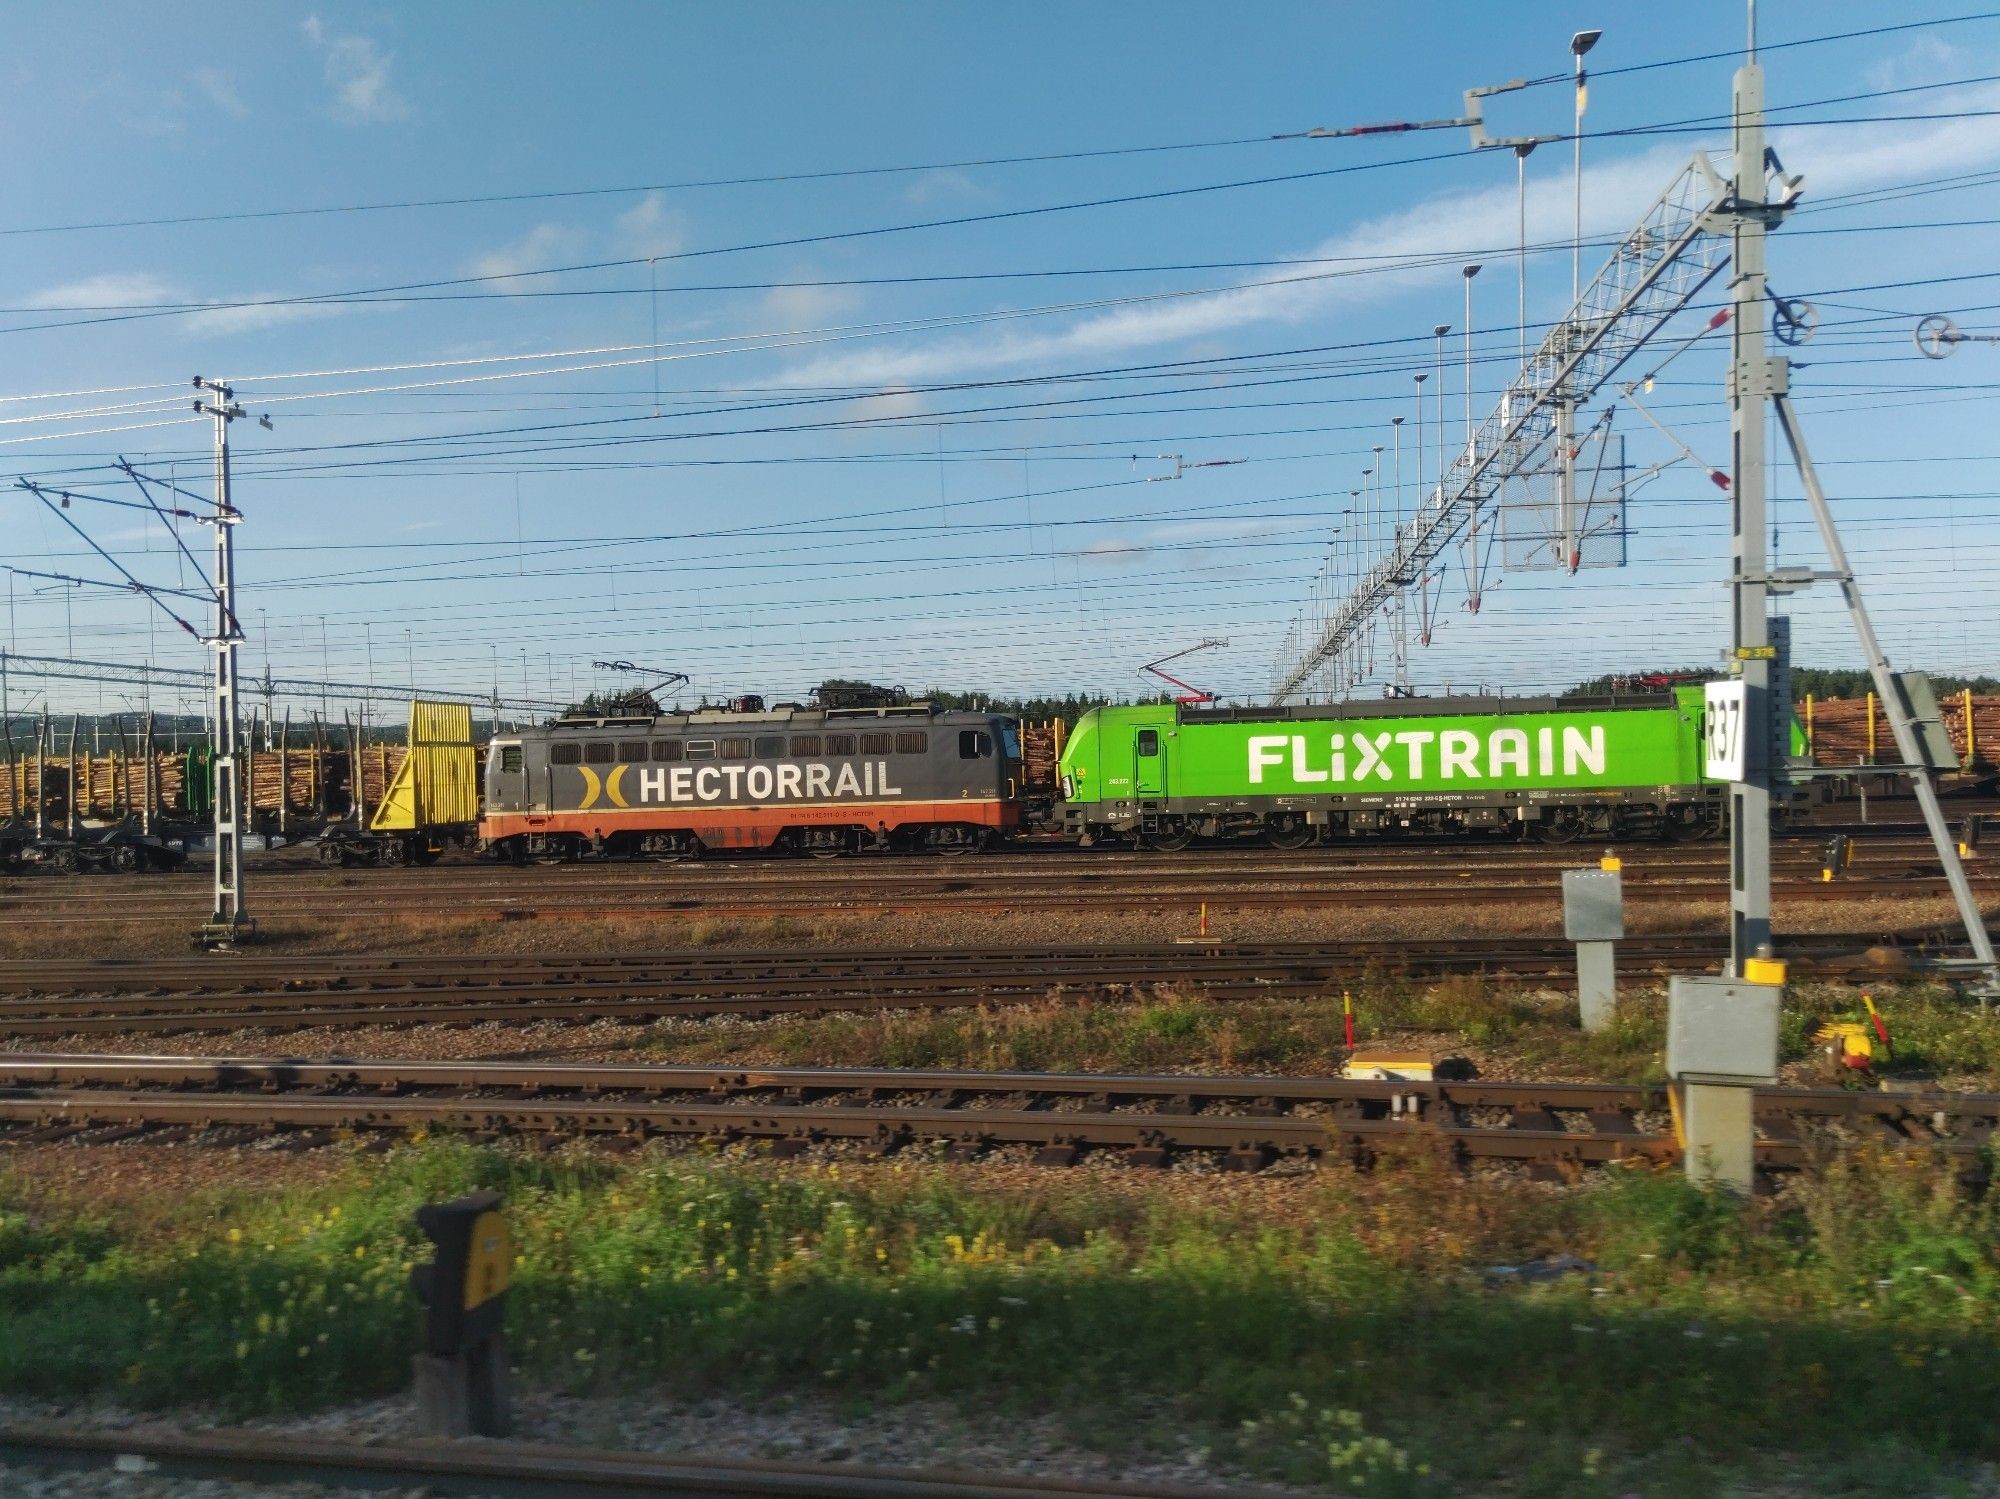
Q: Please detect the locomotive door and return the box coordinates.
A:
[1134,728,1165,797]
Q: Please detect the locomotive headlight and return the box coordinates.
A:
[1061,776,1073,799]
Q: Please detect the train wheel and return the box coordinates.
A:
[111,843,141,873]
[1662,805,1716,842]
[46,845,79,875]
[1531,810,1586,844]
[1142,823,1191,852]
[802,827,852,859]
[1262,816,1314,850]
[929,823,981,856]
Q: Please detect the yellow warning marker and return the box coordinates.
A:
[1600,854,1623,872]
[1743,956,1787,986]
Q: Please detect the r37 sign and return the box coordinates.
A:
[1703,681,1747,781]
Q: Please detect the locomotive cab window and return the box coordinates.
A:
[958,729,991,759]
[860,732,892,755]
[753,735,786,759]
[1136,729,1160,756]
[617,741,649,761]
[825,733,857,756]
[894,732,928,755]
[684,739,716,761]
[719,737,751,760]
[585,742,615,765]
[499,746,523,773]
[651,740,682,762]
[550,743,582,766]
[789,735,823,756]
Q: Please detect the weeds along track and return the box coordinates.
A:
[1,835,1987,925]
[0,936,1929,1040]
[0,1053,1991,1175]
[0,1421,1286,1499]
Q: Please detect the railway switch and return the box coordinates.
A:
[409,1190,512,1438]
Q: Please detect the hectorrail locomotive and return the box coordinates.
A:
[481,699,1022,860]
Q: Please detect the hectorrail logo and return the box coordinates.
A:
[1247,725,1607,785]
[602,761,905,805]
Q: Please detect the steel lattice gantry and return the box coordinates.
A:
[1269,151,1737,704]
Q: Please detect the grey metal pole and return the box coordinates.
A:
[1773,393,1998,981]
[1726,57,1775,974]
[1462,265,1481,459]
[1515,143,1533,367]
[1433,325,1448,497]
[195,378,252,943]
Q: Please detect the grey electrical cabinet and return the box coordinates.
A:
[1665,976,1780,1086]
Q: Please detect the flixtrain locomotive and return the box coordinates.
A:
[481,700,1022,860]
[1056,685,1736,848]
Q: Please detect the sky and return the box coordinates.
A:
[2,1,1998,724]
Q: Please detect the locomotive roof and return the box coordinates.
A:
[1178,689,1683,724]
[527,702,1009,733]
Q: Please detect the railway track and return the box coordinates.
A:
[0,1053,1991,1173]
[0,1421,1281,1499]
[0,935,1935,1039]
[2,843,1984,925]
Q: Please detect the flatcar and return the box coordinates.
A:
[481,700,1021,859]
[1056,686,1729,848]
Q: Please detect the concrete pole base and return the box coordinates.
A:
[1576,941,1616,1032]
[1680,1082,1756,1194]
[413,1332,511,1438]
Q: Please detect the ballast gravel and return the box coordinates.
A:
[0,1389,1296,1497]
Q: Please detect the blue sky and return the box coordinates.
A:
[2,2,1997,720]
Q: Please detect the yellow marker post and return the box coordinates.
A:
[1866,691,1878,762]
[1599,854,1622,872]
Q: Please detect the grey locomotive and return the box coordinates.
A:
[482,701,1022,859]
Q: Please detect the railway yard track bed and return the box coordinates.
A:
[0,935,1943,1039]
[2,1054,1990,1175]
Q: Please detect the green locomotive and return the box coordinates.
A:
[1055,686,1727,848]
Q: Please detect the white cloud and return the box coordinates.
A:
[756,280,863,330]
[467,223,590,287]
[183,297,346,336]
[613,193,687,259]
[774,81,2000,390]
[25,273,177,310]
[846,387,927,422]
[904,168,987,206]
[302,15,410,124]
[1866,36,1968,92]
[23,271,344,335]
[191,66,249,119]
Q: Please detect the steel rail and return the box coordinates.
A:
[1,873,1982,928]
[0,1420,1287,1499]
[0,936,1934,1039]
[0,1054,1991,1172]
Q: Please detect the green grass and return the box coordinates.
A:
[628,975,2000,1090]
[3,1140,1998,1496]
